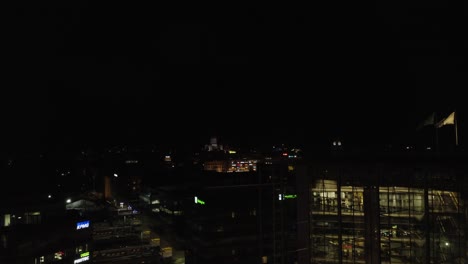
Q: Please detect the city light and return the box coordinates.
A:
[48,194,52,198]
[74,255,89,263]
[76,220,90,230]
[66,199,71,203]
[114,173,118,177]
[279,194,297,200]
[194,196,205,205]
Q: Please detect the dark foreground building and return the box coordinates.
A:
[0,195,93,264]
[296,152,468,264]
[145,159,301,264]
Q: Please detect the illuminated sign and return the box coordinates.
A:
[279,194,297,200]
[228,150,236,154]
[80,252,90,258]
[194,196,205,205]
[74,256,89,263]
[76,220,90,230]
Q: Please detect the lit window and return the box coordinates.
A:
[3,214,11,227]
[76,246,83,254]
[231,212,235,218]
[54,251,64,260]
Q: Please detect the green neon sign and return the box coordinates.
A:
[284,194,297,199]
[80,252,90,258]
[194,196,205,205]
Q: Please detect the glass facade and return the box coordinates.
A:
[311,179,367,263]
[308,164,467,264]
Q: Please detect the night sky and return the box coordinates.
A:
[4,3,467,153]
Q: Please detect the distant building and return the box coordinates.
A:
[201,137,261,173]
[204,159,258,173]
[205,137,224,152]
[204,160,227,173]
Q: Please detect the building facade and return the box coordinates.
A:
[297,153,468,264]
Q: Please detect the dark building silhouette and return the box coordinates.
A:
[144,146,302,264]
[0,194,94,264]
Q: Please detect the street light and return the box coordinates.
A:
[66,198,71,203]
[48,194,52,199]
[114,173,118,178]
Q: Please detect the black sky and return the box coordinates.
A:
[4,3,467,153]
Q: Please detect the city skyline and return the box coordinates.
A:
[3,4,468,264]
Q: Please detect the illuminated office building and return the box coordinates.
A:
[204,159,258,173]
[296,153,468,264]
